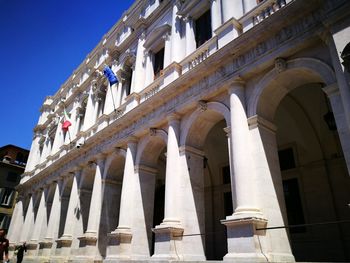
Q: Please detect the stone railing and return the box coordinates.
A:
[240,0,293,31]
[26,0,296,179]
[180,37,218,74]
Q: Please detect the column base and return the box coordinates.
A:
[105,227,133,260]
[38,238,54,257]
[221,215,268,262]
[151,221,184,261]
[55,235,73,258]
[26,240,39,256]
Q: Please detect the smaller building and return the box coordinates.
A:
[0,145,29,231]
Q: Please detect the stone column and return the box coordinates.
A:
[210,0,222,34]
[247,115,295,262]
[51,121,64,155]
[132,165,157,259]
[107,138,137,260]
[325,32,350,130]
[221,80,267,262]
[40,180,63,257]
[20,194,35,243]
[153,113,184,260]
[39,135,52,164]
[132,31,146,93]
[7,195,25,254]
[104,82,118,115]
[144,51,154,86]
[323,84,350,173]
[27,188,48,257]
[71,97,83,140]
[56,170,82,257]
[25,131,42,172]
[222,0,243,22]
[185,16,196,56]
[171,2,184,63]
[79,155,106,260]
[163,33,172,68]
[178,146,206,261]
[83,81,97,131]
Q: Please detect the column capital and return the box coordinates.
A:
[223,126,231,136]
[167,112,180,122]
[179,145,205,157]
[228,77,245,93]
[247,115,277,133]
[322,83,339,97]
[127,135,138,144]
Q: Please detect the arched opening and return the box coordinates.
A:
[99,153,125,257]
[136,134,166,256]
[252,59,350,262]
[274,84,350,261]
[182,103,230,260]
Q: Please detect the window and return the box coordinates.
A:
[278,148,296,171]
[195,9,212,48]
[0,214,11,230]
[15,152,25,165]
[283,178,306,233]
[153,47,164,79]
[126,70,133,96]
[0,188,15,207]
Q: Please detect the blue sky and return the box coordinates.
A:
[0,0,134,150]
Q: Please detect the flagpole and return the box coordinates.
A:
[109,83,117,113]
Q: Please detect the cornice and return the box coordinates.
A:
[20,0,345,191]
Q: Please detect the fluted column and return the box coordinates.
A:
[210,0,222,34]
[221,80,267,262]
[51,121,64,155]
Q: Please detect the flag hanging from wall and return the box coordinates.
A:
[62,109,72,132]
[103,66,119,86]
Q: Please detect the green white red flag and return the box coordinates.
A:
[62,109,72,132]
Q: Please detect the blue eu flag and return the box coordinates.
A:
[103,66,119,85]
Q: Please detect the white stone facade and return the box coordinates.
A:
[8,0,350,262]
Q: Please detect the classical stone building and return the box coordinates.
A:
[8,0,350,262]
[0,145,29,231]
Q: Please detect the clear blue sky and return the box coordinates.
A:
[0,0,134,150]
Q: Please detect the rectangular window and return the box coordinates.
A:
[283,178,306,233]
[0,214,11,230]
[278,148,296,171]
[153,47,164,79]
[195,9,212,48]
[0,188,15,207]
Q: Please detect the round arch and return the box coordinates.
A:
[247,58,336,120]
[135,130,167,166]
[180,101,230,148]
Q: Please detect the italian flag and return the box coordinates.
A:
[62,109,72,132]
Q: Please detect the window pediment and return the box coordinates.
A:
[143,24,171,51]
